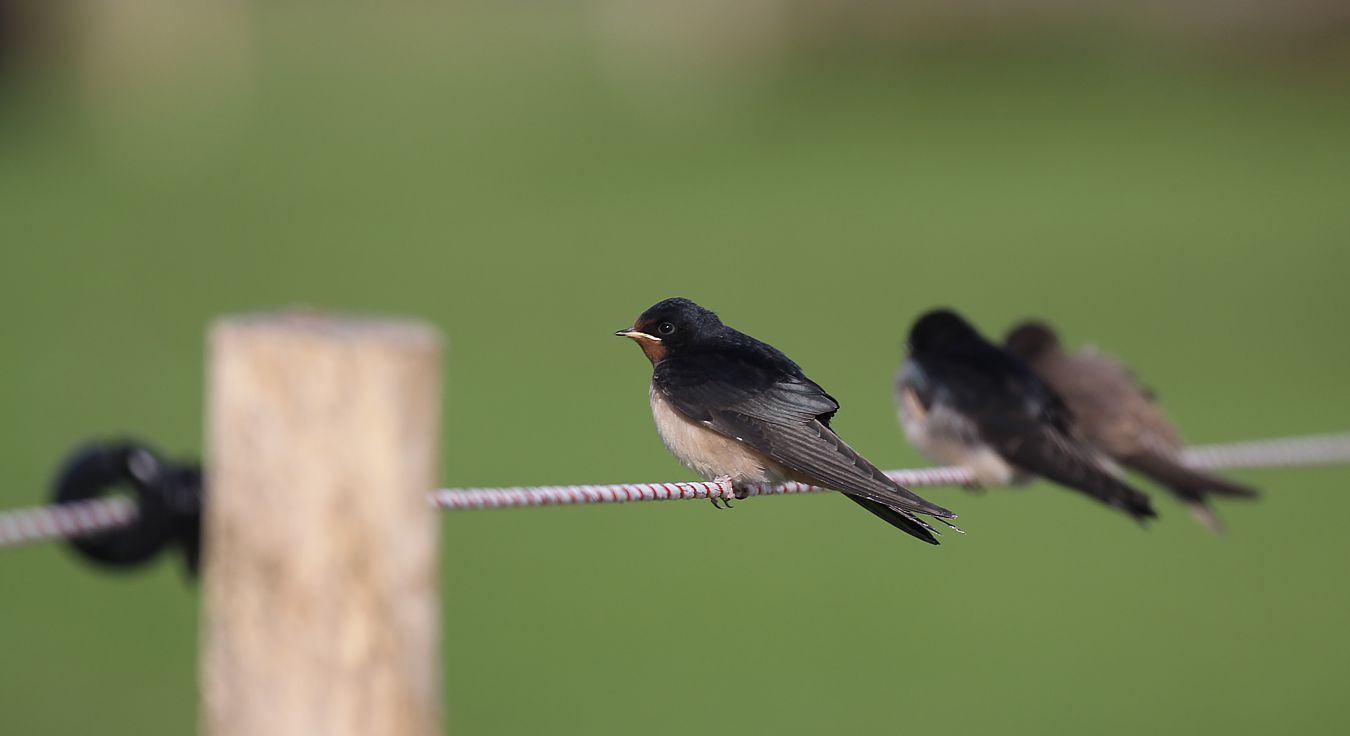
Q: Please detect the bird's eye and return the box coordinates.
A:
[657,322,675,336]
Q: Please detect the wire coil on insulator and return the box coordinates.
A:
[50,441,202,575]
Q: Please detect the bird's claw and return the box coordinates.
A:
[710,476,736,509]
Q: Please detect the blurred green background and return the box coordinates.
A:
[3,2,1349,734]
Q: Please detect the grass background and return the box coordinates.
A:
[2,5,1349,734]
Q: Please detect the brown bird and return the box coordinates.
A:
[1005,321,1258,532]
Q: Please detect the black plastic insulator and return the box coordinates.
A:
[50,441,203,576]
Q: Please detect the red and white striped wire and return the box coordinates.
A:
[430,431,1350,510]
[0,495,138,549]
[3,431,1348,549]
[429,465,977,510]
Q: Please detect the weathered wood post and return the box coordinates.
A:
[202,313,443,736]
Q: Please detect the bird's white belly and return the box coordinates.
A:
[649,384,783,485]
[898,387,1015,486]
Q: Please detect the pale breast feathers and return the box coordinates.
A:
[648,384,786,484]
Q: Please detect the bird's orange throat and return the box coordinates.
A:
[636,339,668,365]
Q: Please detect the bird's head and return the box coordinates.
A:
[1004,321,1063,363]
[907,308,981,355]
[615,297,724,365]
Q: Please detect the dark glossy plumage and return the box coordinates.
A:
[907,309,1156,521]
[654,330,952,519]
[623,298,955,543]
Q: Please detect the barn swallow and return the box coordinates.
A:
[1005,321,1258,532]
[896,309,1156,522]
[616,297,958,544]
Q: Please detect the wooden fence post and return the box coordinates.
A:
[201,313,444,736]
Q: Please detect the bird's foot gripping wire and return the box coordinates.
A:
[709,476,737,509]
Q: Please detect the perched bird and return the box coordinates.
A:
[1005,321,1257,532]
[616,297,958,544]
[896,309,1156,521]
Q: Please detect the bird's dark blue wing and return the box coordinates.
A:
[917,341,1153,520]
[656,346,954,518]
